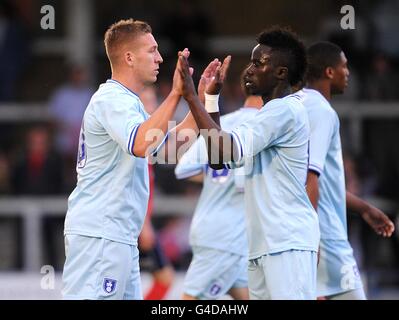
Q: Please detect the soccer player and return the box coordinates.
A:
[297,41,395,300]
[62,18,208,300]
[177,27,320,299]
[174,73,263,300]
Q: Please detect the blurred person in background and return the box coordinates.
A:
[48,65,94,192]
[0,0,30,102]
[363,53,399,101]
[11,126,63,195]
[297,41,395,300]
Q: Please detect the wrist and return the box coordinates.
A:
[170,88,181,97]
[360,203,372,216]
[205,93,220,113]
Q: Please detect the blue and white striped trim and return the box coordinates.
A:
[106,79,140,99]
[150,132,169,157]
[308,163,323,176]
[230,131,244,163]
[127,124,141,156]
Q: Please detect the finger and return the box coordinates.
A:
[178,55,190,75]
[379,226,389,237]
[189,67,194,76]
[203,59,219,78]
[219,55,232,81]
[181,48,190,58]
[385,222,395,237]
[214,65,222,82]
[208,60,220,77]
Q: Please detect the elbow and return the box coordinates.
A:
[132,145,146,158]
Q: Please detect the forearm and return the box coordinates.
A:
[346,191,370,214]
[159,112,199,163]
[133,91,180,157]
[185,94,233,166]
[185,94,221,131]
[306,171,320,211]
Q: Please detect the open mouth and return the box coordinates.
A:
[244,76,253,88]
[245,81,253,88]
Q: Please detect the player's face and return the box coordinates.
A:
[331,52,349,95]
[243,45,277,97]
[132,33,163,85]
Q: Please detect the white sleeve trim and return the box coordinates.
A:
[231,131,244,163]
[308,163,323,175]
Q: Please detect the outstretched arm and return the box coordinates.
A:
[178,55,236,169]
[151,59,223,164]
[346,191,395,237]
[133,49,191,157]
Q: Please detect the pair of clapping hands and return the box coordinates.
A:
[173,48,231,104]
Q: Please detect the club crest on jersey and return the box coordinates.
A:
[209,283,222,296]
[103,278,117,294]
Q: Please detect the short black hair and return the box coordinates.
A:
[256,26,307,86]
[306,41,343,81]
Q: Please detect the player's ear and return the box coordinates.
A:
[325,67,334,80]
[125,51,135,67]
[275,66,288,81]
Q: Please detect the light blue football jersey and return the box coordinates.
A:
[175,107,258,256]
[229,94,320,260]
[297,88,348,240]
[64,79,150,245]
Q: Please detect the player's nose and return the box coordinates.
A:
[156,51,163,64]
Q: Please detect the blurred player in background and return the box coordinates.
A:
[139,86,174,300]
[175,73,263,300]
[177,27,320,300]
[297,41,395,300]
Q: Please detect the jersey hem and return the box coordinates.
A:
[64,230,137,246]
[248,245,318,260]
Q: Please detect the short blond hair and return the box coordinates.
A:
[104,19,152,67]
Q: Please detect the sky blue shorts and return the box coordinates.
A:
[317,238,364,298]
[184,246,248,299]
[62,234,142,300]
[248,249,317,300]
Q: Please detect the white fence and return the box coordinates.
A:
[0,195,198,272]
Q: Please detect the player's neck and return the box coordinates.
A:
[111,72,144,96]
[306,81,331,101]
[262,84,291,104]
[243,96,263,110]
